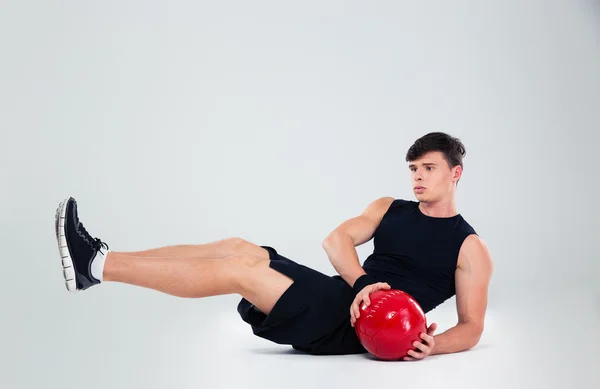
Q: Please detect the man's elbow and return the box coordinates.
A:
[322,232,350,248]
[467,323,484,349]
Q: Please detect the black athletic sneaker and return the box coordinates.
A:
[55,197,109,292]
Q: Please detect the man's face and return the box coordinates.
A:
[408,151,460,201]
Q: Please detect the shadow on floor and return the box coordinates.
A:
[248,342,495,358]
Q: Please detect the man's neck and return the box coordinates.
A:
[418,199,458,218]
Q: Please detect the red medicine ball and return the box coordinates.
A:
[354,289,427,360]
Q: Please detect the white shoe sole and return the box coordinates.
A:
[55,198,78,292]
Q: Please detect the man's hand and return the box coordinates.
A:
[403,322,438,361]
[350,282,391,327]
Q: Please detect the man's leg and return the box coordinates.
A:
[103,251,293,314]
[56,197,291,314]
[116,237,269,260]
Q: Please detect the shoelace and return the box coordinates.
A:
[92,237,109,254]
[78,223,110,254]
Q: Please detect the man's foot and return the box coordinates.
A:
[55,197,110,292]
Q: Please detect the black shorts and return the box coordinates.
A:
[237,246,367,355]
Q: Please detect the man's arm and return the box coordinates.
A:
[322,197,395,289]
[431,234,494,355]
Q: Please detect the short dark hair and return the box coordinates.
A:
[405,132,466,183]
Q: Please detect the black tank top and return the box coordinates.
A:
[362,199,477,313]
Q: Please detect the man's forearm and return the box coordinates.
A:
[322,234,365,288]
[431,322,482,355]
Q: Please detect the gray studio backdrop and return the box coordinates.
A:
[1,1,599,388]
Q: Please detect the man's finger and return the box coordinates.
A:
[420,332,434,345]
[413,341,429,354]
[427,322,438,335]
[407,349,422,359]
[377,282,390,291]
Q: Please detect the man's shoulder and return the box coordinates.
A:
[361,197,414,224]
[455,213,478,235]
[457,234,493,268]
[370,196,415,208]
[461,233,484,248]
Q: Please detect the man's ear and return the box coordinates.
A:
[453,165,463,182]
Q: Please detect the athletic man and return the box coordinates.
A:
[54,132,493,361]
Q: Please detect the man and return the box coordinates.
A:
[54,132,493,360]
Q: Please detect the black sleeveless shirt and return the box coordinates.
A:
[362,199,478,313]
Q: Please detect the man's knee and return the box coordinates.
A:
[219,237,247,251]
[227,237,269,259]
[227,237,247,247]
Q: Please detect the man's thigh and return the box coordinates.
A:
[236,256,294,315]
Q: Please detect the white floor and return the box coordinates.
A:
[3,281,599,389]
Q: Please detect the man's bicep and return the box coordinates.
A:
[323,196,395,247]
[326,215,377,247]
[455,235,494,331]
